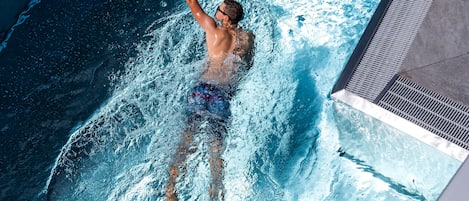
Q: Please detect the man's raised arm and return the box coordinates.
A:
[186,0,217,32]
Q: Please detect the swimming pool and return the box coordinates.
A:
[1,0,461,200]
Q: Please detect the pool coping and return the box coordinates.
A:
[332,0,469,161]
[331,0,469,199]
[332,89,468,162]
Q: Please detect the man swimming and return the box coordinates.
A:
[165,0,254,200]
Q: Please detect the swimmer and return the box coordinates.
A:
[165,0,254,200]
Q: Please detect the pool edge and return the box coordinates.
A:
[331,89,468,162]
[332,0,469,199]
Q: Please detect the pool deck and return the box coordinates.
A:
[400,0,469,107]
[405,0,469,200]
[332,0,469,200]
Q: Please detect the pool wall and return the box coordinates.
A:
[331,0,469,200]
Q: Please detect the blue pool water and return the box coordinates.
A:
[0,0,461,200]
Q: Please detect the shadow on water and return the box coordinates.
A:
[337,149,428,201]
[279,45,325,194]
[252,44,326,199]
[0,0,180,200]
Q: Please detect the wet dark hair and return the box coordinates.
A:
[223,0,243,24]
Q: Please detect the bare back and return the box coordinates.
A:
[202,27,255,85]
[186,0,254,85]
[206,27,235,63]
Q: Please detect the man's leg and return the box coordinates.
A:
[166,116,200,201]
[209,138,225,200]
[207,119,227,200]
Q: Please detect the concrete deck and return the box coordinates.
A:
[400,0,469,106]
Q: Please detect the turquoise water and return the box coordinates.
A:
[38,0,461,200]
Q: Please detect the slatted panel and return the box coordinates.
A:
[345,0,432,102]
[378,76,469,150]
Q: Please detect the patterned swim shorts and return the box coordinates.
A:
[187,83,231,119]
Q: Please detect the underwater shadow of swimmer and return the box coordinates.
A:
[251,45,328,199]
[275,45,325,186]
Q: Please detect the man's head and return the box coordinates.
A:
[217,0,243,25]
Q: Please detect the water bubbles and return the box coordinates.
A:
[118,29,125,35]
[160,1,167,8]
